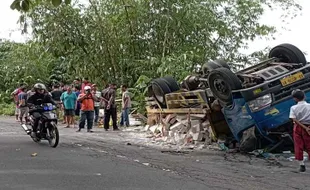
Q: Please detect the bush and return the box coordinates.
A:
[0,103,16,116]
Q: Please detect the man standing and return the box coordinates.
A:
[73,77,81,88]
[60,86,77,128]
[11,83,24,121]
[81,77,92,93]
[73,86,81,117]
[103,83,119,131]
[51,84,63,119]
[51,84,66,124]
[91,84,101,125]
[77,86,98,132]
[120,85,131,127]
[18,86,29,124]
[51,84,63,102]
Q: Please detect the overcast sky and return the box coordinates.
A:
[0,0,309,60]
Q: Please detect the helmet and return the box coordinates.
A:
[84,86,91,90]
[34,83,46,91]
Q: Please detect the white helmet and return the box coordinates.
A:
[84,86,91,90]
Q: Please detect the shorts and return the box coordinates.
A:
[19,107,29,118]
[64,109,75,116]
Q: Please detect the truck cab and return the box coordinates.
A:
[207,44,309,151]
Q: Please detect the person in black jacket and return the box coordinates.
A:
[51,84,64,121]
[102,83,119,131]
[27,83,56,137]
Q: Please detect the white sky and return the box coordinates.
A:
[0,0,309,60]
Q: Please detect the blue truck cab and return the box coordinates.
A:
[206,44,309,148]
[224,64,310,142]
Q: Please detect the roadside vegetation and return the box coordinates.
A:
[0,0,301,115]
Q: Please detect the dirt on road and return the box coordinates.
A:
[1,116,309,190]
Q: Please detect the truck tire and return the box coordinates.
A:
[269,43,307,65]
[208,68,242,105]
[202,61,221,75]
[147,85,153,97]
[162,76,180,92]
[213,59,230,70]
[151,78,171,107]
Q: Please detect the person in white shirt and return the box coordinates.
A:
[289,89,310,172]
[91,84,102,125]
[120,85,131,127]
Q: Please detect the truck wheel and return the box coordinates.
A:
[162,76,180,92]
[269,43,307,65]
[208,68,242,105]
[213,59,230,70]
[202,61,221,75]
[147,85,153,97]
[151,78,171,107]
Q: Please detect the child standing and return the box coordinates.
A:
[289,89,310,172]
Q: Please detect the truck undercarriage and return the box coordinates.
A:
[146,43,309,152]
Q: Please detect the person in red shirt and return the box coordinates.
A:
[11,83,25,121]
[76,86,98,132]
[81,77,92,94]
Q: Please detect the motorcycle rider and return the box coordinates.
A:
[27,83,56,137]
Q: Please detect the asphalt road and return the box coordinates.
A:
[1,117,310,190]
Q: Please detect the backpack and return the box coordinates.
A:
[18,92,27,107]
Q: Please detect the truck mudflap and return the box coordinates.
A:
[222,93,256,142]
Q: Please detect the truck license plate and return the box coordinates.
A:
[280,72,304,86]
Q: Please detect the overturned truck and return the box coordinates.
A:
[146,44,310,152]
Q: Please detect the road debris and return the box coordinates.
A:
[31,153,38,157]
[116,155,127,159]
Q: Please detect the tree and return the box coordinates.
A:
[2,40,72,97]
[10,0,71,12]
[4,0,302,112]
[23,1,301,76]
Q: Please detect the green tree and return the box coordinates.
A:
[10,0,71,12]
[3,0,302,113]
[0,40,59,102]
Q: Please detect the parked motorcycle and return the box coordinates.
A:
[20,103,59,148]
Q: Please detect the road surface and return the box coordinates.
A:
[0,117,309,190]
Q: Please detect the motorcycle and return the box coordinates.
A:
[20,103,59,148]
